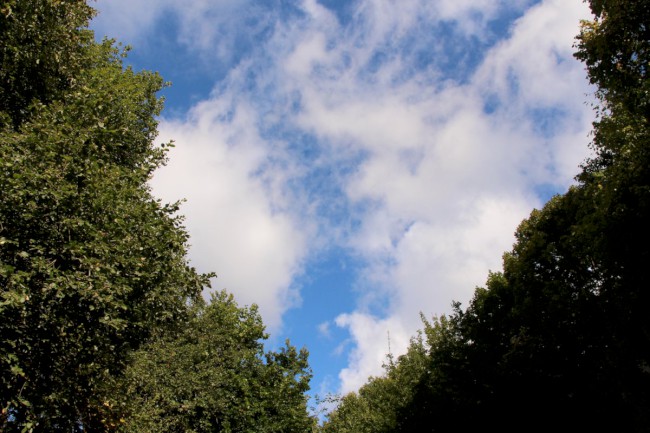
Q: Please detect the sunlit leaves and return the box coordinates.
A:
[115,292,315,433]
[0,1,208,431]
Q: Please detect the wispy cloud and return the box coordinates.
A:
[95,0,595,392]
[92,0,271,70]
[323,0,594,392]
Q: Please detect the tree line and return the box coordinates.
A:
[0,1,313,431]
[1,0,648,431]
[322,0,650,431]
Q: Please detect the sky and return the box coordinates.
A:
[91,0,596,410]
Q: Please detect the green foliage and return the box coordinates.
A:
[0,2,210,431]
[0,1,317,431]
[1,1,316,432]
[323,0,650,431]
[0,0,96,128]
[575,0,649,120]
[114,291,316,433]
[320,321,435,433]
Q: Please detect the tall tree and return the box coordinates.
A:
[0,1,210,431]
[574,0,650,368]
[114,291,315,433]
[409,0,650,429]
[323,0,650,431]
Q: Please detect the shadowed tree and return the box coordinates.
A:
[322,0,650,431]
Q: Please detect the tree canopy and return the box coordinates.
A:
[321,0,650,431]
[0,1,314,432]
[3,0,649,431]
[115,291,314,433]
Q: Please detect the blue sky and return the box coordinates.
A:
[91,0,595,409]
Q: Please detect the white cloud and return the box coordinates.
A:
[334,312,411,394]
[475,0,590,110]
[91,0,170,42]
[317,321,332,338]
[314,0,595,392]
[92,0,258,65]
[97,0,597,395]
[150,90,309,332]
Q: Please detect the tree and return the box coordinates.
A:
[320,322,434,433]
[0,1,210,430]
[0,0,95,129]
[114,291,315,433]
[435,192,641,431]
[407,0,650,429]
[574,0,649,120]
[574,0,650,374]
[324,0,650,431]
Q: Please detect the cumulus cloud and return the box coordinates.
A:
[277,0,595,389]
[94,0,596,393]
[150,89,309,332]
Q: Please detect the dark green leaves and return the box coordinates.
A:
[0,1,208,430]
[0,0,95,129]
[323,1,650,431]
